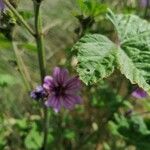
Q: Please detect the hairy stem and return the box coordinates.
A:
[33,1,48,150]
[34,1,46,81]
[12,40,32,91]
[3,0,35,36]
[4,0,48,148]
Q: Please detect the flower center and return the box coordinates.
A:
[54,85,65,96]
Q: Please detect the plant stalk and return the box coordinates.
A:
[34,1,46,81]
[3,0,35,36]
[5,0,49,149]
[33,1,48,150]
[12,40,32,91]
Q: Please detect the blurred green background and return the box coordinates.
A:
[0,0,150,149]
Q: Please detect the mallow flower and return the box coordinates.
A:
[132,87,148,99]
[43,67,82,112]
[140,0,150,8]
[0,0,5,10]
[30,85,47,100]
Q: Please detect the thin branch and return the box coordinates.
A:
[3,0,35,37]
[12,40,33,91]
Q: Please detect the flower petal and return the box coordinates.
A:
[53,67,69,85]
[30,91,37,99]
[140,0,148,7]
[73,95,82,104]
[30,85,46,100]
[63,97,75,109]
[44,76,53,83]
[63,95,82,109]
[43,76,55,90]
[132,88,148,99]
[45,96,62,112]
[65,76,81,91]
[0,0,5,10]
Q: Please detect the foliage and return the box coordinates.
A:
[0,0,150,150]
[73,10,150,95]
[108,114,150,150]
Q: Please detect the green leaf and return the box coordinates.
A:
[21,42,37,52]
[0,74,19,87]
[107,10,150,94]
[117,48,150,94]
[74,10,150,94]
[73,34,116,84]
[64,129,75,139]
[76,0,107,17]
[16,118,28,130]
[24,129,42,150]
[0,34,11,49]
[18,10,33,20]
[109,114,150,150]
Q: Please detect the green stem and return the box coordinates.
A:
[34,1,46,81]
[3,0,35,37]
[41,104,48,150]
[12,40,32,91]
[4,0,48,148]
[33,1,48,150]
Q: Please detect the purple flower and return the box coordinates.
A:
[132,88,148,99]
[0,0,5,10]
[30,85,47,100]
[140,0,149,8]
[43,67,82,112]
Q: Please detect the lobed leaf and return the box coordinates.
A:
[107,11,150,94]
[74,10,150,94]
[73,34,116,84]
